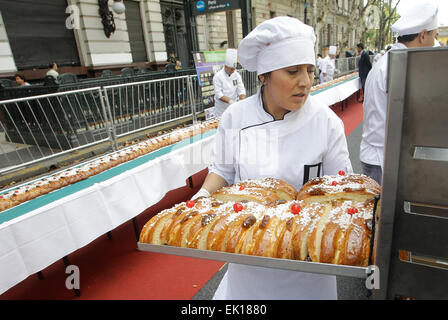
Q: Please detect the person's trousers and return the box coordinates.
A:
[361,161,382,185]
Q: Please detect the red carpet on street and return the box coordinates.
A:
[0,92,364,300]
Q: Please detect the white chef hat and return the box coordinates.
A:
[392,1,439,36]
[238,16,316,76]
[225,48,238,68]
[329,46,337,55]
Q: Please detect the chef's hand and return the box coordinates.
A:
[191,188,210,200]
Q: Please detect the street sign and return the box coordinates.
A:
[191,0,241,16]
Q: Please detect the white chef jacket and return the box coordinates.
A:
[320,56,336,83]
[317,56,324,72]
[360,42,407,169]
[209,87,353,300]
[213,68,246,118]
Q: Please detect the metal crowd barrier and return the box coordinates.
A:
[0,59,357,175]
[0,87,114,173]
[0,75,202,174]
[239,69,259,97]
[101,75,201,145]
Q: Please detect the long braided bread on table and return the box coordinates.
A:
[139,173,381,267]
[0,119,219,213]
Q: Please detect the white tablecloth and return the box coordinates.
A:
[0,135,215,295]
[0,76,360,295]
[312,76,361,106]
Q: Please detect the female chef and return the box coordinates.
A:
[192,16,353,299]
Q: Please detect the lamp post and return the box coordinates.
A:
[112,0,126,14]
[304,1,310,25]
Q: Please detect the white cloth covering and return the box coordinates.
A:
[392,1,439,36]
[213,68,246,118]
[360,42,407,169]
[238,16,316,75]
[0,134,216,295]
[209,88,352,300]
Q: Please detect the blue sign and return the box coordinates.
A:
[192,0,241,16]
[196,1,205,12]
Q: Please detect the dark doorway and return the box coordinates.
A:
[160,1,190,68]
[0,0,80,70]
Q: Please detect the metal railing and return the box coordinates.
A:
[335,57,359,76]
[102,75,202,143]
[0,75,202,174]
[239,69,260,97]
[0,59,359,176]
[0,87,114,172]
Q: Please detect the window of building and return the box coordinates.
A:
[0,0,80,70]
[124,0,148,63]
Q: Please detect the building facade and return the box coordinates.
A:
[0,0,365,80]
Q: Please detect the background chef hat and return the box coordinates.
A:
[225,48,238,68]
[392,1,438,36]
[329,46,337,55]
[238,16,316,76]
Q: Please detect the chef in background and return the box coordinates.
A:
[320,45,338,83]
[212,49,246,118]
[360,1,439,185]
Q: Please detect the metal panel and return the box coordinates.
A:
[137,243,368,278]
[374,47,448,300]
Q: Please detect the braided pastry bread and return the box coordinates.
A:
[140,175,381,267]
[210,178,297,206]
[297,173,381,204]
[0,119,219,213]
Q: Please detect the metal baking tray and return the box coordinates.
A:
[137,242,368,278]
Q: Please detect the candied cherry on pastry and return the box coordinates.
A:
[186,200,195,208]
[239,185,246,191]
[338,170,345,176]
[331,181,338,186]
[291,203,301,215]
[347,208,359,215]
[233,203,243,213]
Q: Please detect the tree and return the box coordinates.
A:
[311,0,331,55]
[376,0,401,50]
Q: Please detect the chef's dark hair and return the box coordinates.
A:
[398,29,435,43]
[14,73,26,81]
[258,72,271,85]
[357,43,364,49]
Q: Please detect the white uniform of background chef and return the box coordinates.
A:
[213,49,247,118]
[192,16,353,299]
[360,1,439,185]
[320,46,338,83]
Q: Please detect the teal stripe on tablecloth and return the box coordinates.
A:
[310,76,359,96]
[0,129,217,225]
